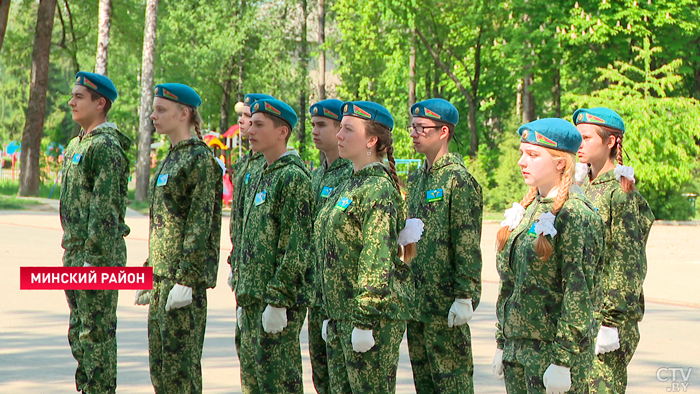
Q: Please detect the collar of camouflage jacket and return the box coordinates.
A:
[81,122,132,151]
[324,157,351,173]
[590,168,617,186]
[423,152,464,173]
[263,150,309,175]
[169,137,211,153]
[535,184,594,210]
[354,161,393,181]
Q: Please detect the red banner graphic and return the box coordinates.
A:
[20,266,153,290]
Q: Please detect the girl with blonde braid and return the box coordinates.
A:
[315,101,422,394]
[491,118,605,394]
[573,108,654,393]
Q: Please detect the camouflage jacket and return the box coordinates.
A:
[228,151,265,265]
[60,123,131,267]
[407,153,483,322]
[310,157,353,309]
[495,188,605,368]
[147,138,223,289]
[583,169,654,326]
[235,152,314,309]
[315,162,413,329]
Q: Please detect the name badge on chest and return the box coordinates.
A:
[426,188,443,203]
[528,223,537,237]
[255,190,267,206]
[156,174,169,186]
[245,173,251,184]
[335,197,352,211]
[320,186,334,198]
[72,154,82,164]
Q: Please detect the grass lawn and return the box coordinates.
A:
[0,179,61,199]
[0,195,45,210]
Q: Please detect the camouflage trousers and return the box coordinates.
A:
[148,278,208,394]
[326,319,405,394]
[63,248,121,394]
[238,303,305,394]
[407,319,474,394]
[309,306,330,394]
[503,338,594,394]
[590,320,640,394]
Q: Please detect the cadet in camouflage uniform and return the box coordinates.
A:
[308,98,353,394]
[227,93,274,364]
[315,101,416,394]
[574,108,654,394]
[492,118,605,394]
[405,99,483,394]
[235,98,313,394]
[61,72,130,394]
[135,83,223,394]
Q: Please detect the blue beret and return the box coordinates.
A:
[518,118,582,154]
[244,93,275,106]
[341,101,394,130]
[251,98,298,129]
[310,99,344,121]
[75,71,118,102]
[411,98,459,126]
[154,83,202,108]
[573,107,625,133]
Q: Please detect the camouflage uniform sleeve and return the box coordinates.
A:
[175,156,221,287]
[84,141,127,267]
[353,186,398,330]
[551,208,597,368]
[265,172,314,308]
[495,252,512,350]
[450,175,483,308]
[600,190,652,327]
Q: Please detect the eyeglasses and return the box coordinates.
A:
[407,125,439,136]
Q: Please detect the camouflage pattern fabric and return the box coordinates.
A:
[238,303,306,394]
[502,339,594,394]
[326,319,405,394]
[234,151,314,308]
[148,279,208,394]
[407,320,474,394]
[406,153,483,322]
[60,123,131,394]
[582,169,653,393]
[309,157,352,394]
[495,188,605,369]
[314,162,413,330]
[147,137,223,289]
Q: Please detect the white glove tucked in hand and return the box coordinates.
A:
[227,270,234,291]
[165,284,192,312]
[595,326,620,355]
[262,305,287,334]
[447,298,474,327]
[134,290,150,305]
[237,307,243,330]
[351,327,375,353]
[543,364,571,394]
[83,262,93,268]
[492,349,504,380]
[322,319,329,343]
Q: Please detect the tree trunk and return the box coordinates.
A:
[552,67,561,118]
[94,0,111,75]
[134,0,158,202]
[18,0,57,197]
[522,72,535,123]
[0,0,11,53]
[317,0,325,101]
[296,0,308,154]
[408,31,416,123]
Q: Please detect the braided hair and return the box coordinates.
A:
[596,125,636,193]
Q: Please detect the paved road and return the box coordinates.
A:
[1,208,698,393]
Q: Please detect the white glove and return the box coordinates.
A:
[351,327,375,353]
[543,364,571,394]
[447,298,474,327]
[134,290,150,305]
[83,262,93,267]
[595,326,620,355]
[227,270,233,291]
[165,284,192,312]
[322,319,329,342]
[262,305,287,334]
[237,307,243,330]
[492,349,504,380]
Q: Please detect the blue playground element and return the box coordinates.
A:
[5,141,21,155]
